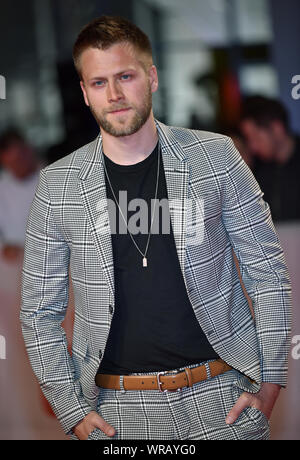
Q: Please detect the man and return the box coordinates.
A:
[20,16,292,441]
[240,96,300,221]
[0,129,40,261]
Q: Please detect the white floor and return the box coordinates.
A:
[0,222,299,440]
[268,223,300,440]
[0,252,69,439]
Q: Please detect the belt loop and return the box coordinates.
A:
[119,375,126,394]
[184,367,193,387]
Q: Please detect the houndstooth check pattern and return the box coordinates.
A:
[72,364,270,440]
[20,120,292,438]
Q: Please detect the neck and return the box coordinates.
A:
[101,113,158,165]
[274,134,295,164]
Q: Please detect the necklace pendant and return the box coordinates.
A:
[143,257,147,267]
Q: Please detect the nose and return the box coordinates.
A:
[106,80,123,103]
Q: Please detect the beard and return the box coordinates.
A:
[89,84,153,138]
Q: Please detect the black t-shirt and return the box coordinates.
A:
[96,142,219,375]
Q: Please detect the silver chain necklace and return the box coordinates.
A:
[102,145,160,268]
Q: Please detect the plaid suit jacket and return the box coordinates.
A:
[20,120,292,435]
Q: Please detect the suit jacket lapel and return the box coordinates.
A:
[77,135,115,299]
[156,121,190,284]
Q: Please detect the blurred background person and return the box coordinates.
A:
[0,129,41,262]
[239,96,300,222]
[224,128,255,170]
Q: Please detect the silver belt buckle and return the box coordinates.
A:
[157,370,181,392]
[157,371,168,392]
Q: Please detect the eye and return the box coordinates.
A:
[94,80,105,87]
[120,74,131,81]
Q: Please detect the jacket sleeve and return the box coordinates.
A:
[222,137,292,387]
[19,168,91,435]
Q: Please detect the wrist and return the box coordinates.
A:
[261,382,282,391]
[260,382,281,400]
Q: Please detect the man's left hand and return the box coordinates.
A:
[225,382,281,424]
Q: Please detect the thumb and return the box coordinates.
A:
[226,393,249,425]
[95,415,116,437]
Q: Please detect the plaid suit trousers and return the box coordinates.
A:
[70,361,270,441]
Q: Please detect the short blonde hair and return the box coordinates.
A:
[73,15,153,79]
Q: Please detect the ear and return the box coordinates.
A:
[149,65,158,94]
[80,80,90,107]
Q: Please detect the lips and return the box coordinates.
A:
[109,107,130,114]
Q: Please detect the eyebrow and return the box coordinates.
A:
[88,69,136,83]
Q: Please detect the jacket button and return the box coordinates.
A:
[109,305,114,314]
[99,349,103,359]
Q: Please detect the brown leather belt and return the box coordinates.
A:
[95,359,232,392]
